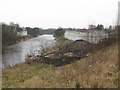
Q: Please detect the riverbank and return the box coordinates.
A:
[2,35,56,68]
[2,35,32,47]
[2,37,118,88]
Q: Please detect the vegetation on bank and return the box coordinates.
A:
[39,37,73,57]
[2,23,32,47]
[2,35,118,88]
[2,37,73,88]
[2,25,119,88]
[40,28,73,56]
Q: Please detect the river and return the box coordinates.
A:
[2,31,109,69]
[2,35,56,69]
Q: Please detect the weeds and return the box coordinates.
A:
[76,82,81,88]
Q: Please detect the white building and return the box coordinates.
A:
[64,30,86,41]
[17,28,27,36]
[64,30,108,43]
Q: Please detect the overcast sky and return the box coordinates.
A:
[0,0,119,29]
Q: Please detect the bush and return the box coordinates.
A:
[53,28,65,39]
[76,82,81,88]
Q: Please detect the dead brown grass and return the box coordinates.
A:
[19,42,118,88]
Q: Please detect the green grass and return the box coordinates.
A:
[41,37,73,55]
[2,62,53,88]
[2,37,73,88]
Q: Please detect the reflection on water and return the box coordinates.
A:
[2,35,55,68]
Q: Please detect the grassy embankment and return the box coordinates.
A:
[2,38,118,88]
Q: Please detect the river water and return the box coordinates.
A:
[2,31,109,69]
[2,35,56,69]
